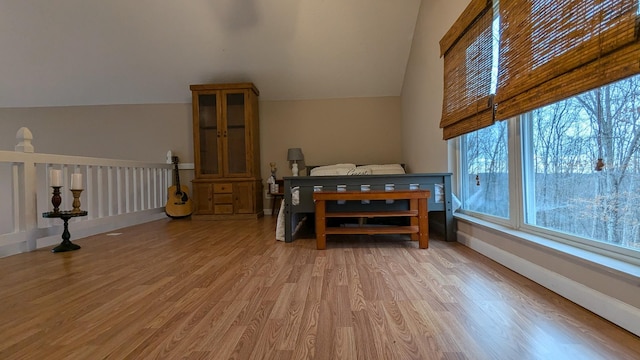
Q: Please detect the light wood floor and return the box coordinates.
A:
[1,216,639,360]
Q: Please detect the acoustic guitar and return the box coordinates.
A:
[165,156,193,218]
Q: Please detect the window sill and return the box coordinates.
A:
[454,212,640,282]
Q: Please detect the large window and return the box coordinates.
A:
[453,0,640,259]
[460,73,640,256]
[524,74,640,251]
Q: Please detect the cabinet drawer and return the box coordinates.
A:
[214,204,234,214]
[213,183,233,193]
[214,193,233,204]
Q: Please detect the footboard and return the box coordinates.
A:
[283,173,454,243]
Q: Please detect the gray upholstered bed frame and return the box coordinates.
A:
[283,173,455,243]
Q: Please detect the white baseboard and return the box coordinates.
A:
[457,232,640,337]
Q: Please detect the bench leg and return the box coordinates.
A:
[418,198,429,248]
[410,199,418,241]
[315,200,327,250]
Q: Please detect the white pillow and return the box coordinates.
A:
[310,163,356,176]
[371,168,405,175]
[309,163,404,176]
[358,164,405,174]
[319,163,356,169]
[348,167,372,175]
[309,168,340,176]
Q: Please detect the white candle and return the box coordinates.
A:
[50,169,62,187]
[70,173,83,190]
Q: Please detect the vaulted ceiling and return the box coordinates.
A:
[0,0,422,107]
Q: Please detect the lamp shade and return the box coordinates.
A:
[287,148,304,162]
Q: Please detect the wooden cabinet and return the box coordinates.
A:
[190,83,263,219]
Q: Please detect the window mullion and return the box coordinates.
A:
[519,113,536,226]
[459,136,469,206]
[508,115,523,229]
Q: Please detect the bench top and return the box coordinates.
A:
[313,189,430,201]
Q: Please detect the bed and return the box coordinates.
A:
[276,164,455,243]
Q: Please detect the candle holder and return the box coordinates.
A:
[71,189,83,213]
[51,186,62,213]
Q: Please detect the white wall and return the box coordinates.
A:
[259,96,403,182]
[0,104,193,163]
[401,0,468,173]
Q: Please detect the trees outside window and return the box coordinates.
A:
[461,121,509,218]
[461,73,640,255]
[526,74,640,250]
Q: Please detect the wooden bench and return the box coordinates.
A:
[313,189,430,250]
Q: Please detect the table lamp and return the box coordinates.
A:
[287,148,304,176]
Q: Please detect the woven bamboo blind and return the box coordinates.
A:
[495,0,640,120]
[440,0,494,140]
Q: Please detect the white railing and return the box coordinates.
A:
[1,127,173,258]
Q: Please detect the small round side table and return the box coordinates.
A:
[42,210,88,253]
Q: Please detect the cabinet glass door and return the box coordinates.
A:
[198,93,221,176]
[224,91,248,176]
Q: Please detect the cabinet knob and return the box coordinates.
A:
[223,130,227,137]
[217,130,221,137]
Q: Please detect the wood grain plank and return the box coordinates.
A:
[0,217,638,360]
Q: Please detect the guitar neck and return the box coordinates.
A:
[174,163,181,189]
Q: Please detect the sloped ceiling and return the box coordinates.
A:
[0,0,422,107]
